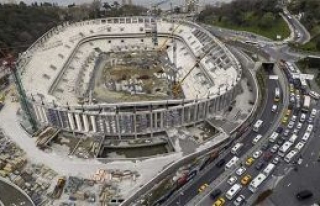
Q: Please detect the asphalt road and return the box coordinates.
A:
[162,71,281,206]
[270,101,320,206]
[0,178,34,206]
[198,88,320,206]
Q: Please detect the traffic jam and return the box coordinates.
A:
[200,61,319,206]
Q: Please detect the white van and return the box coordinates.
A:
[289,134,298,144]
[294,142,305,151]
[252,134,263,144]
[263,163,275,177]
[226,183,242,200]
[231,143,244,155]
[225,156,240,170]
[284,150,298,163]
[306,124,314,133]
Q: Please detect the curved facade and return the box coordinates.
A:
[17,17,242,138]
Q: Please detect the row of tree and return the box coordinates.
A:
[198,0,281,28]
[0,2,147,57]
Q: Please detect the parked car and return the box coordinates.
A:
[236,167,246,176]
[296,190,313,201]
[253,150,263,159]
[270,144,279,153]
[210,189,222,200]
[255,161,265,170]
[227,176,237,185]
[216,159,226,168]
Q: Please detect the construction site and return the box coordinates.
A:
[94,50,177,103]
[0,0,256,205]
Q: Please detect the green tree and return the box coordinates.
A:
[259,12,275,28]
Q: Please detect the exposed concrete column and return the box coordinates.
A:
[40,107,48,123]
[75,113,83,131]
[154,112,157,130]
[33,105,41,122]
[181,106,185,125]
[187,106,191,123]
[90,115,97,133]
[150,111,153,138]
[83,114,90,132]
[160,112,164,129]
[68,113,75,130]
[134,113,137,139]
[116,114,121,140]
[193,103,198,124]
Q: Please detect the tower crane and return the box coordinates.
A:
[172,42,216,97]
[0,50,37,132]
[150,0,171,46]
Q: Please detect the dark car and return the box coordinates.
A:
[263,152,273,162]
[261,142,270,151]
[276,138,284,145]
[296,190,313,200]
[255,161,265,170]
[210,189,222,200]
[215,159,226,168]
[276,127,283,134]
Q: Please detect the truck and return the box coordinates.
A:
[52,177,66,199]
[302,95,311,112]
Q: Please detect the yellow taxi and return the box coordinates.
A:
[245,157,255,166]
[198,183,209,193]
[285,109,292,116]
[282,116,288,124]
[213,197,225,206]
[241,174,252,185]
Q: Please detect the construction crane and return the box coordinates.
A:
[172,42,216,97]
[150,0,171,46]
[0,50,37,132]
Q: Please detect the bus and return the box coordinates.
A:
[278,141,293,157]
[274,87,280,102]
[302,95,311,112]
[231,143,244,155]
[263,163,276,177]
[284,150,298,163]
[226,183,242,200]
[225,156,239,170]
[269,132,279,143]
[249,173,267,193]
[253,120,263,132]
[289,134,298,144]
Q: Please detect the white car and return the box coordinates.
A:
[291,115,297,122]
[227,175,237,185]
[253,150,263,159]
[236,167,246,176]
[233,195,246,206]
[297,122,303,129]
[273,157,280,164]
[306,124,314,133]
[288,121,295,129]
[271,105,278,112]
[293,128,299,134]
[300,113,306,122]
[271,144,279,153]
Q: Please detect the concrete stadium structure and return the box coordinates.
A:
[16,16,242,139]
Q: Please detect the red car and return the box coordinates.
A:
[263,152,273,162]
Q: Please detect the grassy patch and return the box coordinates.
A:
[290,34,320,53]
[212,17,290,41]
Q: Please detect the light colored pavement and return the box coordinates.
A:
[0,102,183,197]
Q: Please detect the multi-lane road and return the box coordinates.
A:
[161,68,284,206]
